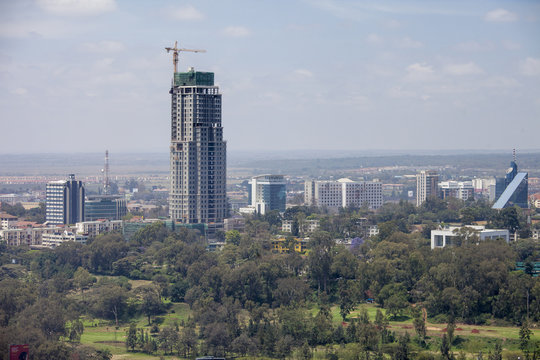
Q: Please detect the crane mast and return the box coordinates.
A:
[165,41,206,73]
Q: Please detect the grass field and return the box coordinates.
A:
[78,302,538,359]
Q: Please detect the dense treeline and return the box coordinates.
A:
[0,200,539,359]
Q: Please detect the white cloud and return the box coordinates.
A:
[444,62,483,76]
[0,20,73,38]
[222,26,251,38]
[11,88,28,96]
[519,57,540,76]
[294,69,313,77]
[80,41,125,53]
[485,8,518,22]
[397,37,422,49]
[169,5,204,21]
[37,0,117,16]
[405,63,435,82]
[366,33,383,44]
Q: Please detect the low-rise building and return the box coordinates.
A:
[224,217,245,232]
[75,219,123,238]
[0,226,68,246]
[41,231,88,248]
[431,225,509,249]
[271,237,308,254]
[281,219,320,234]
[0,213,18,230]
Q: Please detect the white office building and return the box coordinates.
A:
[41,231,88,248]
[431,225,509,249]
[304,178,383,210]
[439,181,474,201]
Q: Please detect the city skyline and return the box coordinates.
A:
[1,0,539,154]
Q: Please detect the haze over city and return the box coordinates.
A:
[1,0,539,154]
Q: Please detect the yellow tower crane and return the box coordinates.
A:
[165,41,206,73]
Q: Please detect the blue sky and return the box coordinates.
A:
[1,0,539,153]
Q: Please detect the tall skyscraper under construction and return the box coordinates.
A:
[166,43,226,225]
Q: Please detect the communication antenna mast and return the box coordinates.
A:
[165,41,206,73]
[513,148,516,163]
[103,150,110,195]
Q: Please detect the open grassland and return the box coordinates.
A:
[80,302,538,359]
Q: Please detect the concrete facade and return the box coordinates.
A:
[416,170,439,206]
[304,178,382,210]
[46,174,85,225]
[169,69,226,226]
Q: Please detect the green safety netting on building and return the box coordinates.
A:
[174,71,214,86]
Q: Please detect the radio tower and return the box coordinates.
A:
[103,150,111,195]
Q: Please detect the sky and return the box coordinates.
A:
[1,0,539,154]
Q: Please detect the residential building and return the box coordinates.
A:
[282,219,320,234]
[41,231,88,248]
[0,226,67,246]
[439,181,474,201]
[0,213,18,230]
[46,174,85,225]
[530,193,540,208]
[431,225,509,249]
[247,175,286,214]
[223,216,245,232]
[416,170,439,206]
[85,195,127,221]
[304,178,382,210]
[75,219,123,238]
[169,67,227,227]
[272,237,308,254]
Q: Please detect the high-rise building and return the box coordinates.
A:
[304,178,383,210]
[46,174,85,225]
[492,153,528,209]
[168,67,227,225]
[416,170,439,206]
[248,175,286,214]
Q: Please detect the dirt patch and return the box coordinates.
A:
[456,328,463,331]
[94,341,124,346]
[401,325,413,329]
[471,329,480,333]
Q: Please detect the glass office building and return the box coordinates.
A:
[85,195,127,221]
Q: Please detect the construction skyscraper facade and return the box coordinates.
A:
[168,67,227,225]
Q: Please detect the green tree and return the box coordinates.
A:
[158,326,178,354]
[126,323,137,350]
[73,267,95,293]
[68,318,84,342]
[225,230,241,245]
[440,334,451,360]
[139,286,163,325]
[413,314,426,339]
[519,320,532,358]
